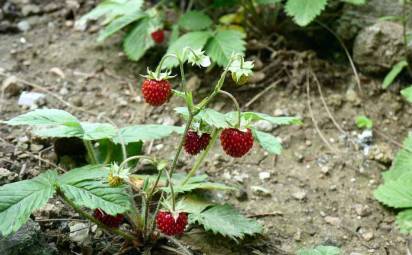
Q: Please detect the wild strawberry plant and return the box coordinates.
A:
[0,49,300,252]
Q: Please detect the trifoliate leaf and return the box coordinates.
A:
[297,245,341,255]
[383,60,409,89]
[374,171,412,208]
[186,48,211,67]
[355,115,373,129]
[178,11,213,31]
[382,134,412,181]
[113,124,184,144]
[162,31,213,69]
[401,86,412,103]
[396,209,412,233]
[190,204,262,240]
[0,171,57,236]
[285,0,328,26]
[205,30,246,67]
[123,17,155,61]
[201,108,231,128]
[251,128,282,155]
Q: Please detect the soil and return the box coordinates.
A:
[1,1,411,255]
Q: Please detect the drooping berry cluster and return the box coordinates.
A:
[93,209,124,228]
[184,131,211,155]
[141,79,172,106]
[156,211,188,236]
[220,128,253,158]
[151,29,165,44]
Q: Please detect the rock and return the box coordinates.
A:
[337,0,412,41]
[0,219,57,255]
[49,67,65,79]
[328,94,343,108]
[70,96,83,107]
[30,144,43,152]
[33,202,64,218]
[324,216,341,226]
[292,190,307,200]
[69,222,89,244]
[249,72,266,84]
[17,20,31,32]
[253,120,274,132]
[235,188,248,201]
[354,204,371,217]
[0,168,18,185]
[361,231,374,241]
[21,4,40,16]
[18,92,46,107]
[251,186,271,197]
[368,143,393,165]
[353,21,405,74]
[357,130,373,147]
[345,89,361,106]
[2,75,23,97]
[259,171,271,181]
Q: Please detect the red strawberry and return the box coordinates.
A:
[151,29,165,44]
[142,79,171,106]
[220,128,253,158]
[156,211,188,236]
[93,209,124,228]
[184,131,211,155]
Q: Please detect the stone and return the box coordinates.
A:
[353,21,405,74]
[186,75,201,91]
[368,143,393,165]
[2,75,23,97]
[361,231,374,241]
[21,4,40,16]
[69,222,89,244]
[253,120,274,132]
[0,168,18,185]
[354,204,371,217]
[259,171,271,181]
[235,188,248,201]
[33,202,64,218]
[249,72,266,84]
[251,186,271,197]
[18,92,46,107]
[345,89,361,106]
[292,190,307,200]
[49,67,65,79]
[17,20,31,32]
[324,216,341,226]
[0,219,57,255]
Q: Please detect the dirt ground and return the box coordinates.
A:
[1,2,411,255]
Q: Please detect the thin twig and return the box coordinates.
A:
[305,71,338,154]
[160,234,193,255]
[243,79,282,109]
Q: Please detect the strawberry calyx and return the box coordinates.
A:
[142,68,175,81]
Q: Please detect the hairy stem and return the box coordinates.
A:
[219,90,241,128]
[119,155,154,171]
[57,189,136,241]
[83,140,98,164]
[143,169,163,239]
[182,128,219,185]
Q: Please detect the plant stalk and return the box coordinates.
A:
[219,90,241,128]
[83,140,98,164]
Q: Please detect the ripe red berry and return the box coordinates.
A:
[156,211,188,236]
[93,209,124,228]
[142,79,171,106]
[220,128,254,158]
[151,29,165,44]
[184,131,211,155]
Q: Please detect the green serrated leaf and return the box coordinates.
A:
[162,31,212,69]
[0,171,57,236]
[98,12,145,41]
[355,115,373,129]
[178,11,213,31]
[190,204,262,240]
[33,125,84,138]
[342,0,366,5]
[81,122,118,140]
[401,86,412,103]
[297,245,341,255]
[251,128,282,155]
[383,60,409,89]
[123,17,155,61]
[205,30,246,67]
[383,134,412,181]
[5,109,80,127]
[164,181,235,194]
[202,108,231,128]
[285,0,328,26]
[396,209,412,233]
[374,171,412,208]
[113,124,184,144]
[58,170,131,215]
[240,112,302,125]
[176,194,212,214]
